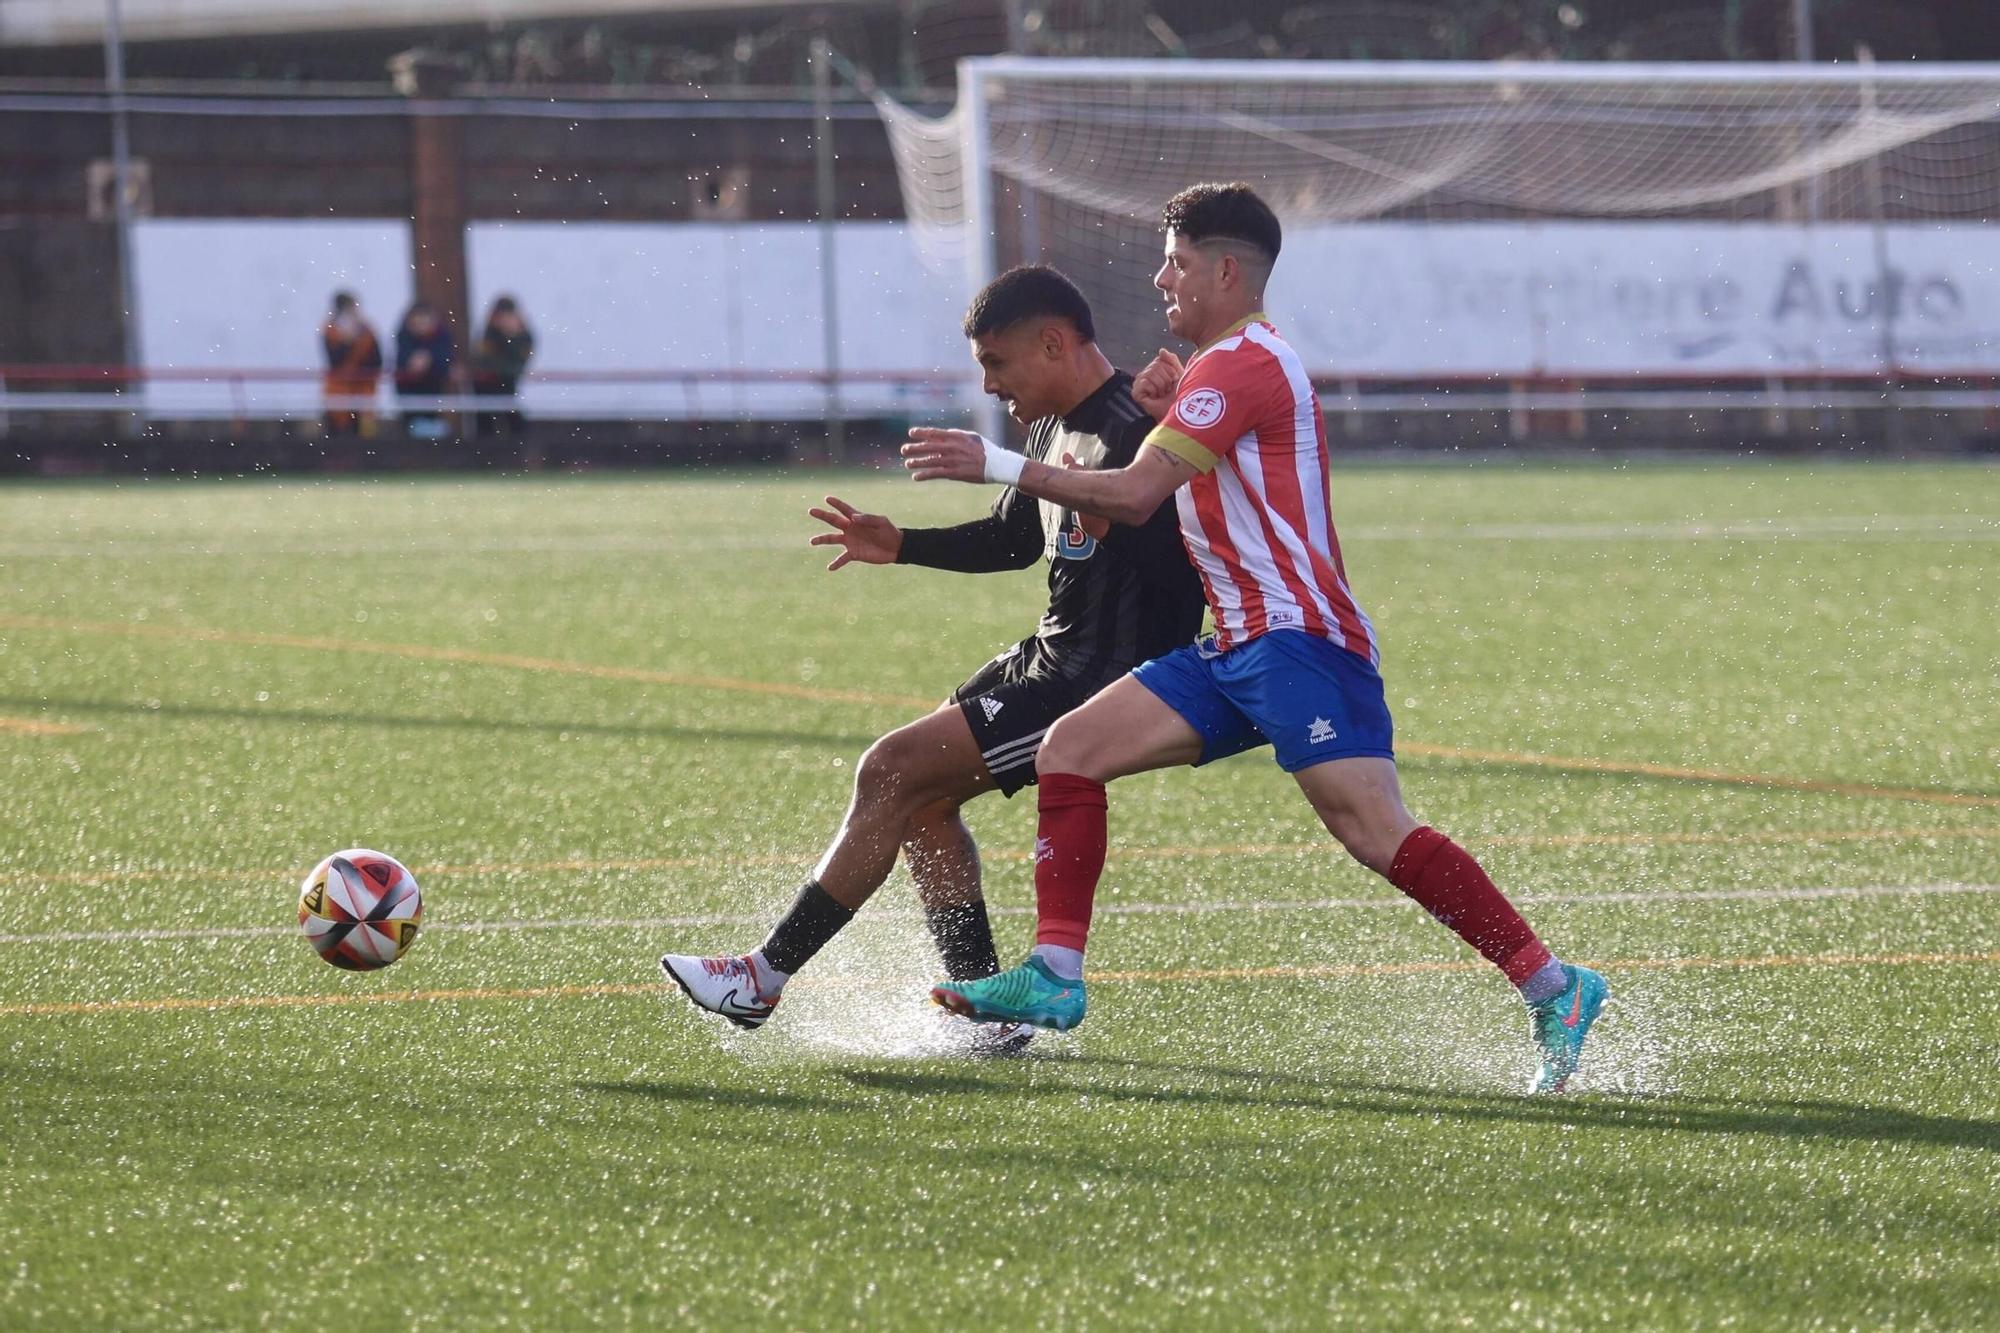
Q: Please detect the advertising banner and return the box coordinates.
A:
[1277,223,2000,377]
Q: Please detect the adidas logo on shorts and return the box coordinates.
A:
[980,696,1005,721]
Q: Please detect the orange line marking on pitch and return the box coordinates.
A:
[5,947,1996,1019]
[4,825,1998,889]
[1400,741,2000,810]
[1098,948,2000,983]
[0,982,663,1018]
[0,716,85,736]
[6,613,1998,809]
[0,615,920,711]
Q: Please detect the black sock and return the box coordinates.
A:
[759,881,855,976]
[924,899,1002,981]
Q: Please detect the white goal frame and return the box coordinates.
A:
[949,57,2000,441]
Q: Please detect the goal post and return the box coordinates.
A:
[877,57,2000,441]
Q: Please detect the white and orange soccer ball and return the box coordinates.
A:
[298,849,423,971]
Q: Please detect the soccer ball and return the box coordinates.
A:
[298,849,423,971]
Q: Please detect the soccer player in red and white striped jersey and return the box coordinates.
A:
[1146,306,1377,660]
[904,183,1609,1094]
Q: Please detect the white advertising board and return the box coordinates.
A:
[465,220,967,418]
[129,218,967,419]
[131,218,413,416]
[128,218,1997,420]
[1276,223,2000,377]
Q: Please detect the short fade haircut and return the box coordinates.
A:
[962,264,1096,342]
[1161,182,1282,264]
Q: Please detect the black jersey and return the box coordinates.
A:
[897,372,1205,679]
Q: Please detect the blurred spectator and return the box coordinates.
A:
[320,291,382,436]
[470,295,536,438]
[394,301,455,438]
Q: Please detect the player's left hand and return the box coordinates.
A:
[807,495,902,570]
[902,427,988,483]
[1133,348,1186,420]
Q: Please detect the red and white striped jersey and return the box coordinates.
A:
[1143,315,1377,663]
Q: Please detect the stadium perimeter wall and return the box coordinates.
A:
[7,86,2000,467]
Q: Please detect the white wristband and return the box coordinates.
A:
[979,435,1028,486]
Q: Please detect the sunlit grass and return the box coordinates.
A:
[1,463,1996,1327]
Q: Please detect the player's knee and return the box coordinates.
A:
[1318,810,1397,875]
[1035,714,1094,780]
[854,734,913,804]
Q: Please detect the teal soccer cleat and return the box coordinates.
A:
[1528,963,1610,1094]
[931,956,1088,1032]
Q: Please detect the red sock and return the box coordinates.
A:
[1388,826,1552,984]
[1032,773,1108,952]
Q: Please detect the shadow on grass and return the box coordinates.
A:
[576,1078,852,1113]
[0,694,879,751]
[834,1057,2000,1153]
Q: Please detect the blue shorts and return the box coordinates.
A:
[1132,630,1395,773]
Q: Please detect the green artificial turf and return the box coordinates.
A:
[1,462,1996,1328]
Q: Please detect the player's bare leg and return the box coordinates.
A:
[931,676,1202,1030]
[1289,755,1420,874]
[1292,756,1610,1092]
[662,706,992,1030]
[813,706,994,909]
[903,798,1033,1055]
[1034,674,1206,785]
[902,797,983,910]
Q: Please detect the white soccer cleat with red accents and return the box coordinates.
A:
[659,953,781,1031]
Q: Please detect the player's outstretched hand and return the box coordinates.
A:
[1132,348,1185,421]
[808,495,902,570]
[902,427,987,483]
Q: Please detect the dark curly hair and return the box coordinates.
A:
[1160,183,1282,263]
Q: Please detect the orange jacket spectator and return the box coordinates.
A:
[322,291,383,435]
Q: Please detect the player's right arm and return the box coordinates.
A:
[904,431,1194,528]
[904,347,1242,522]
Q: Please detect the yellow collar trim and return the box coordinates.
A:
[1198,311,1269,353]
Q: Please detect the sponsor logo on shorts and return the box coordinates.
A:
[1175,388,1227,429]
[980,696,1005,721]
[1307,716,1338,745]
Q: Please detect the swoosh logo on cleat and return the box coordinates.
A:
[1561,985,1585,1029]
[716,986,771,1017]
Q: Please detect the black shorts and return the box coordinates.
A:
[951,640,1104,797]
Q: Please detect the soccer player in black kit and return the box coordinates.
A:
[660,266,1203,1052]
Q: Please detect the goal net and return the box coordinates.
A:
[875,59,2000,428]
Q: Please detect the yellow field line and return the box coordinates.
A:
[5,947,1996,1019]
[4,824,1997,889]
[4,613,1997,809]
[0,716,85,736]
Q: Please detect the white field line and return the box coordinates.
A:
[2,880,1993,947]
[1,514,1994,560]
